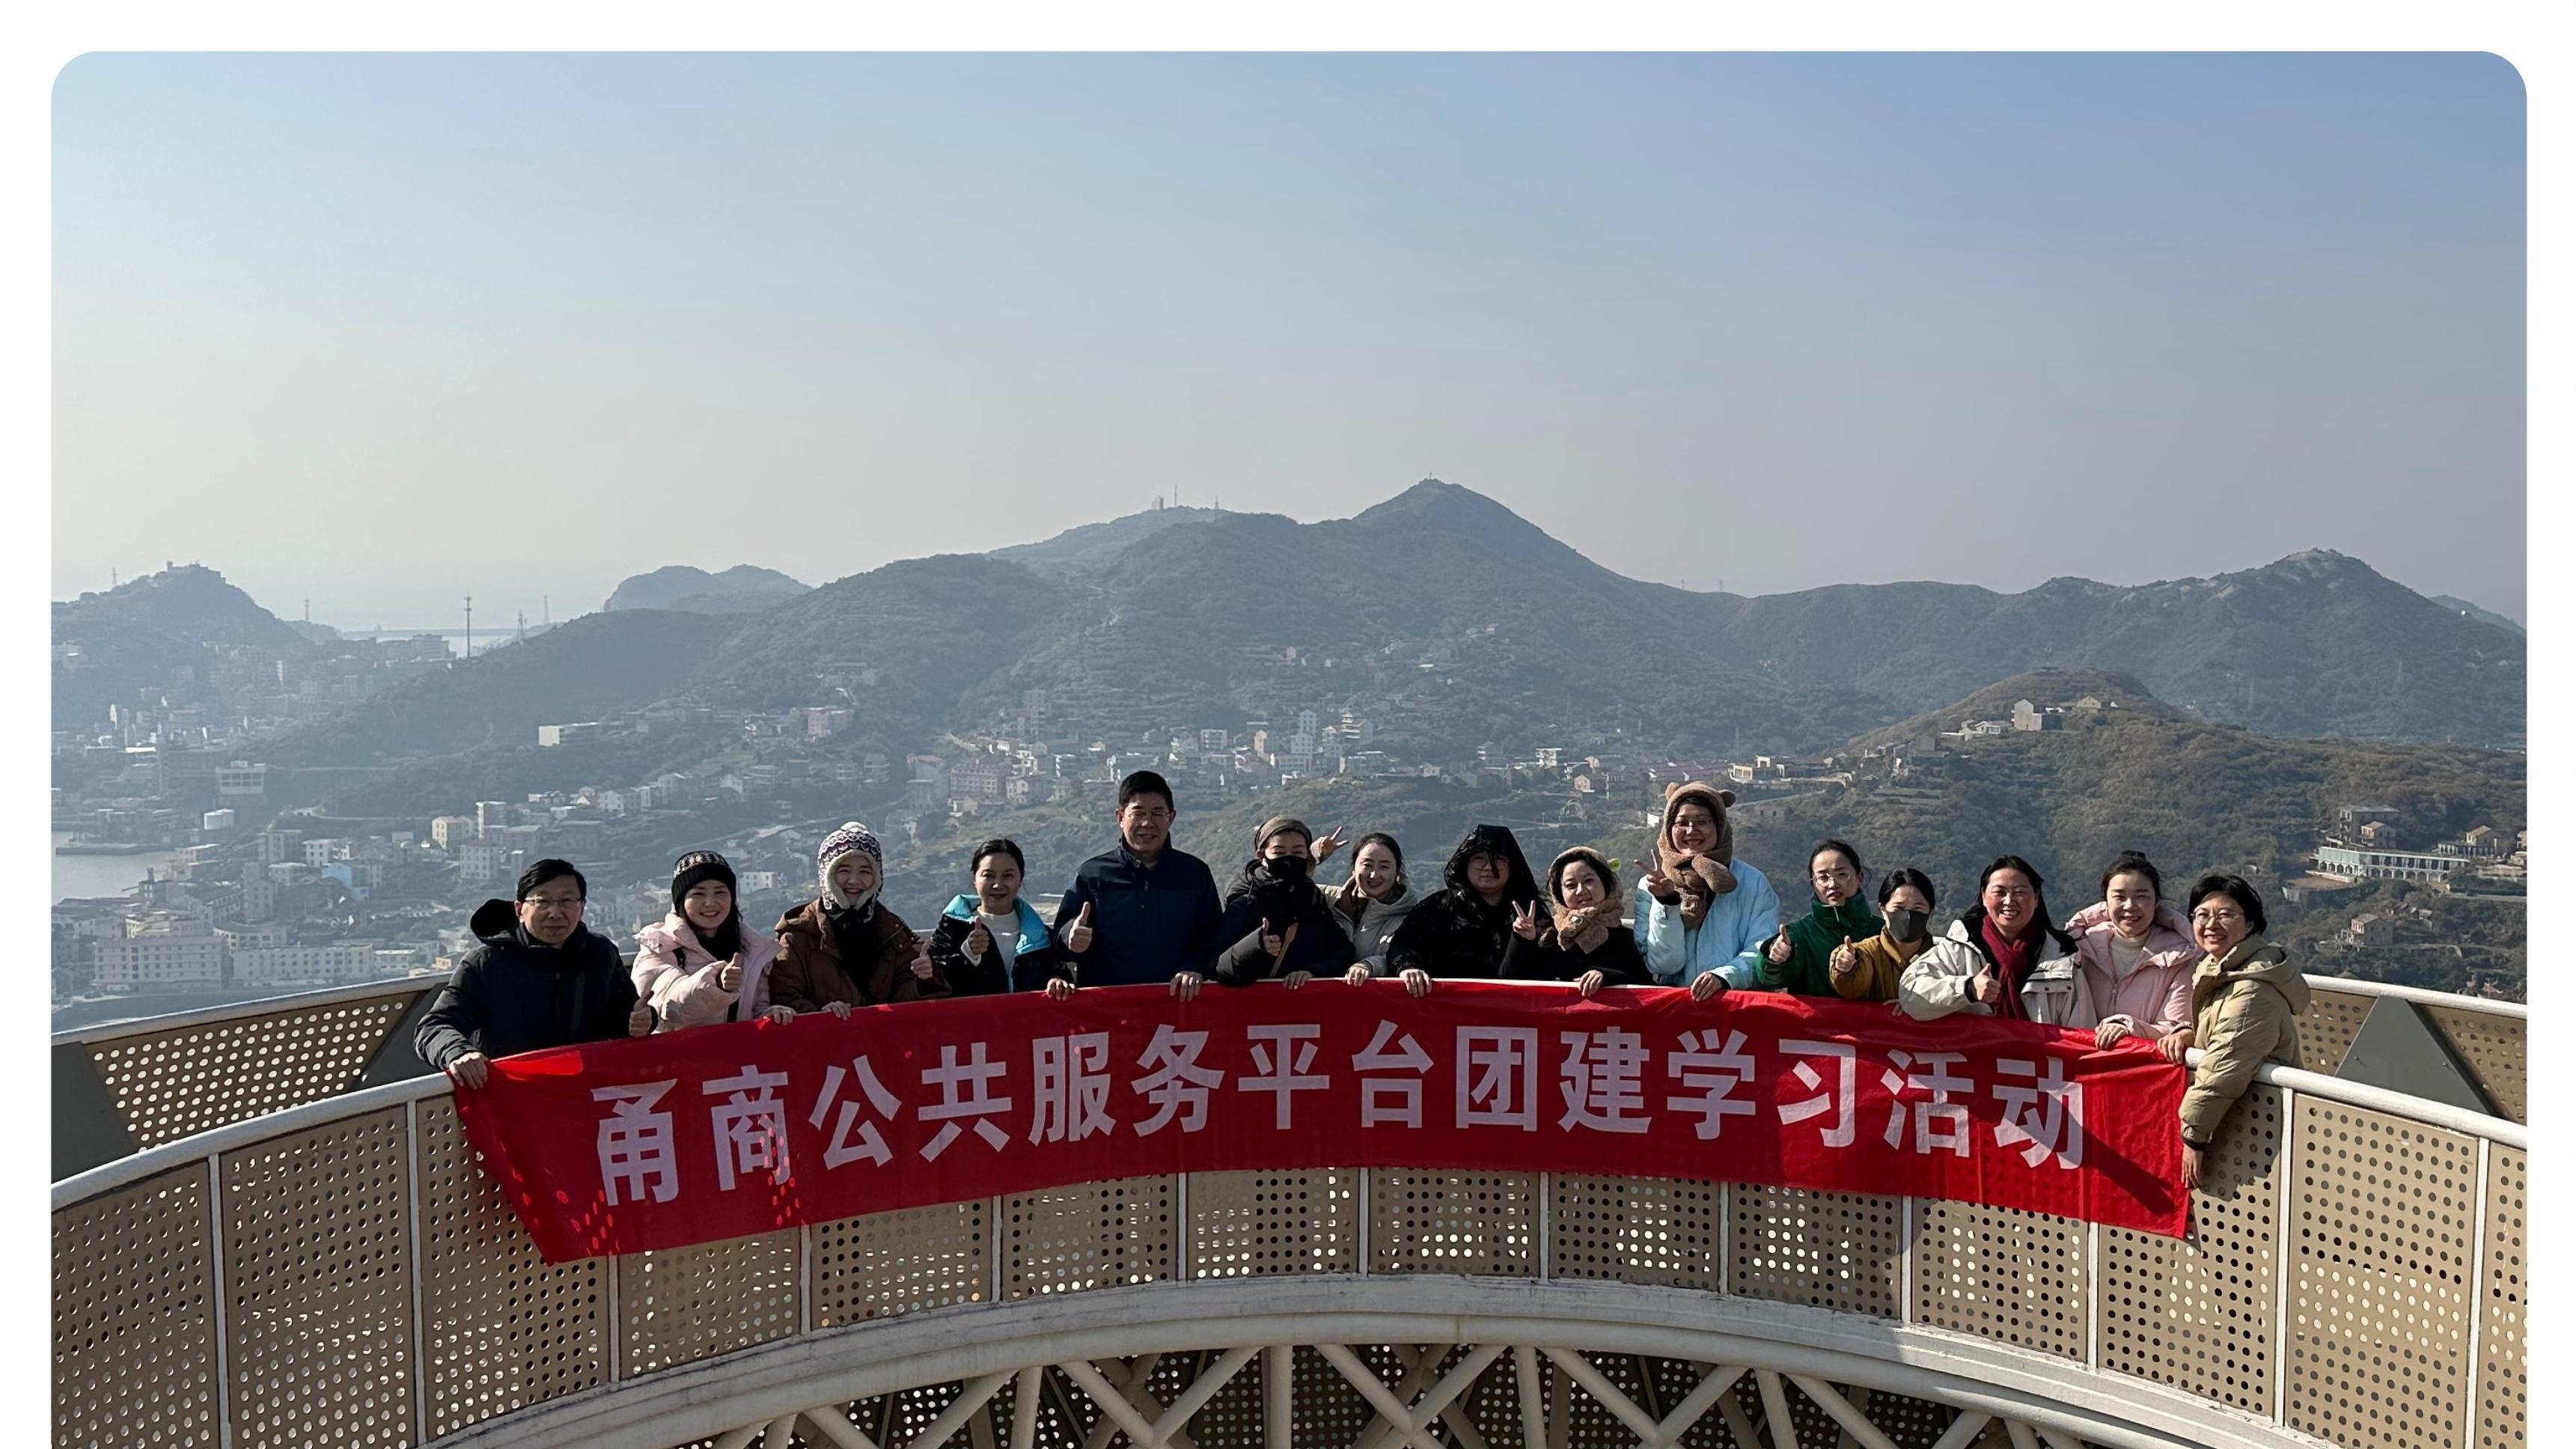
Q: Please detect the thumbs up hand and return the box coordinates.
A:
[1259,917,1286,959]
[1510,900,1543,940]
[1765,926,1792,966]
[1970,968,2005,1007]
[909,940,937,980]
[1063,902,1095,954]
[1828,936,1858,973]
[964,918,992,963]
[628,1000,655,1037]
[716,956,742,993]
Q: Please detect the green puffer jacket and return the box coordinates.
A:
[1763,895,1883,996]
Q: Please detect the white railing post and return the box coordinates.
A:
[606,1248,623,1383]
[1535,1172,1551,1281]
[206,1149,233,1449]
[2271,1085,2298,1427]
[405,1097,429,1447]
[2084,1220,2100,1371]
[989,1195,1006,1305]
[800,1221,814,1337]
[2461,1135,2492,1449]
[1898,1196,1914,1325]
[1357,1168,1370,1275]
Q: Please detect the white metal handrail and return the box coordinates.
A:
[49,966,2520,1050]
[2300,973,2528,1018]
[51,971,441,1046]
[51,1074,452,1210]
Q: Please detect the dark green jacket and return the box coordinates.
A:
[1762,895,1883,996]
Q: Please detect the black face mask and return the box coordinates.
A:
[1263,854,1310,883]
[1885,909,1931,943]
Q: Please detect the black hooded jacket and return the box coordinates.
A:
[1212,857,1359,985]
[1384,825,1545,979]
[415,898,638,1071]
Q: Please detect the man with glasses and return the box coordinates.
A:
[418,858,653,1089]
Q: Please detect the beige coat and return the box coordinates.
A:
[2178,936,2309,1143]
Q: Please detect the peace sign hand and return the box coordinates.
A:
[1510,900,1543,940]
[1310,826,1349,864]
[1640,857,1676,903]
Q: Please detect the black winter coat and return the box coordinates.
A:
[1500,927,1652,986]
[415,899,637,1071]
[1211,862,1358,986]
[1384,824,1545,979]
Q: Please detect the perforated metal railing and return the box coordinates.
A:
[53,996,2528,1449]
[51,976,442,1178]
[2297,978,2527,1123]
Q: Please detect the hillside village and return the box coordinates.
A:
[55,662,2526,1011]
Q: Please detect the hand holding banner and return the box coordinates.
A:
[455,981,2187,1263]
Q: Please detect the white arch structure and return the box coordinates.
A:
[53,978,2528,1449]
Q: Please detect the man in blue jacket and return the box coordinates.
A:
[1051,770,1223,994]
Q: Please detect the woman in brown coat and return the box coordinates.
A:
[772,821,949,1015]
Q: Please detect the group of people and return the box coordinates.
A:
[415,771,2307,1186]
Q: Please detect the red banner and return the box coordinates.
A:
[455,981,2187,1261]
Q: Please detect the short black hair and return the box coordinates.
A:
[971,838,1025,874]
[516,858,586,901]
[2100,851,2165,901]
[1877,867,1936,911]
[2187,873,2268,934]
[1118,769,1175,811]
[1809,838,1864,877]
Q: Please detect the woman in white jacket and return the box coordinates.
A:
[1899,855,2096,1028]
[1322,832,1420,979]
[632,850,790,1031]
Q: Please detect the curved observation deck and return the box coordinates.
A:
[52,977,2527,1449]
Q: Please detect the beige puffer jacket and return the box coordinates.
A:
[2178,936,2309,1144]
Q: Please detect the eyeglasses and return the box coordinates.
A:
[2191,909,2247,927]
[523,895,583,912]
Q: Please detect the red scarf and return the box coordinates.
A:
[1977,913,2036,1021]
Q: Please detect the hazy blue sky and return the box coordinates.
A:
[53,52,2526,626]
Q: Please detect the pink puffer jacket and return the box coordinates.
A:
[633,912,784,1031]
[2064,900,2197,1037]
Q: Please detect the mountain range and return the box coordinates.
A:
[70,482,2527,763]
